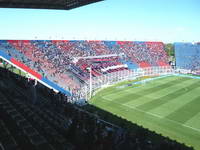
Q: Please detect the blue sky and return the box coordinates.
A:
[0,0,199,43]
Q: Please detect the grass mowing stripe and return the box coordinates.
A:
[125,78,196,107]
[93,96,200,150]
[136,80,200,112]
[108,77,191,104]
[149,86,200,117]
[99,97,200,133]
[184,112,200,131]
[122,104,200,133]
[91,76,200,150]
[103,76,179,99]
[96,96,200,134]
[166,94,200,124]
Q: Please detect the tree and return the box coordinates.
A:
[164,43,175,56]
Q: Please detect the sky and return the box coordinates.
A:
[0,0,199,43]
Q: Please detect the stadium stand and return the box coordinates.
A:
[175,42,200,74]
[0,40,168,100]
[0,67,194,150]
[0,40,169,99]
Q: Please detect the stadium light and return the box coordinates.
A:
[89,66,92,99]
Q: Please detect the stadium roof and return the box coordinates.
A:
[0,0,103,10]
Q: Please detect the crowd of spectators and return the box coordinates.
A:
[0,40,169,95]
[117,41,168,67]
[175,43,200,74]
[73,56,128,79]
[2,40,80,91]
[0,67,194,150]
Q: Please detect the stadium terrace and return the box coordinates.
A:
[0,40,169,98]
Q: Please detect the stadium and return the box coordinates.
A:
[0,1,200,150]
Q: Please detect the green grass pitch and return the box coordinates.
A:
[90,75,200,150]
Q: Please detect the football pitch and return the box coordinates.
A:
[90,75,200,150]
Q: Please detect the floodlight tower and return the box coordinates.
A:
[89,66,92,99]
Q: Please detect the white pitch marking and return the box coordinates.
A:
[182,124,200,133]
[124,104,200,133]
[102,96,114,101]
[100,96,200,133]
[123,104,163,118]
